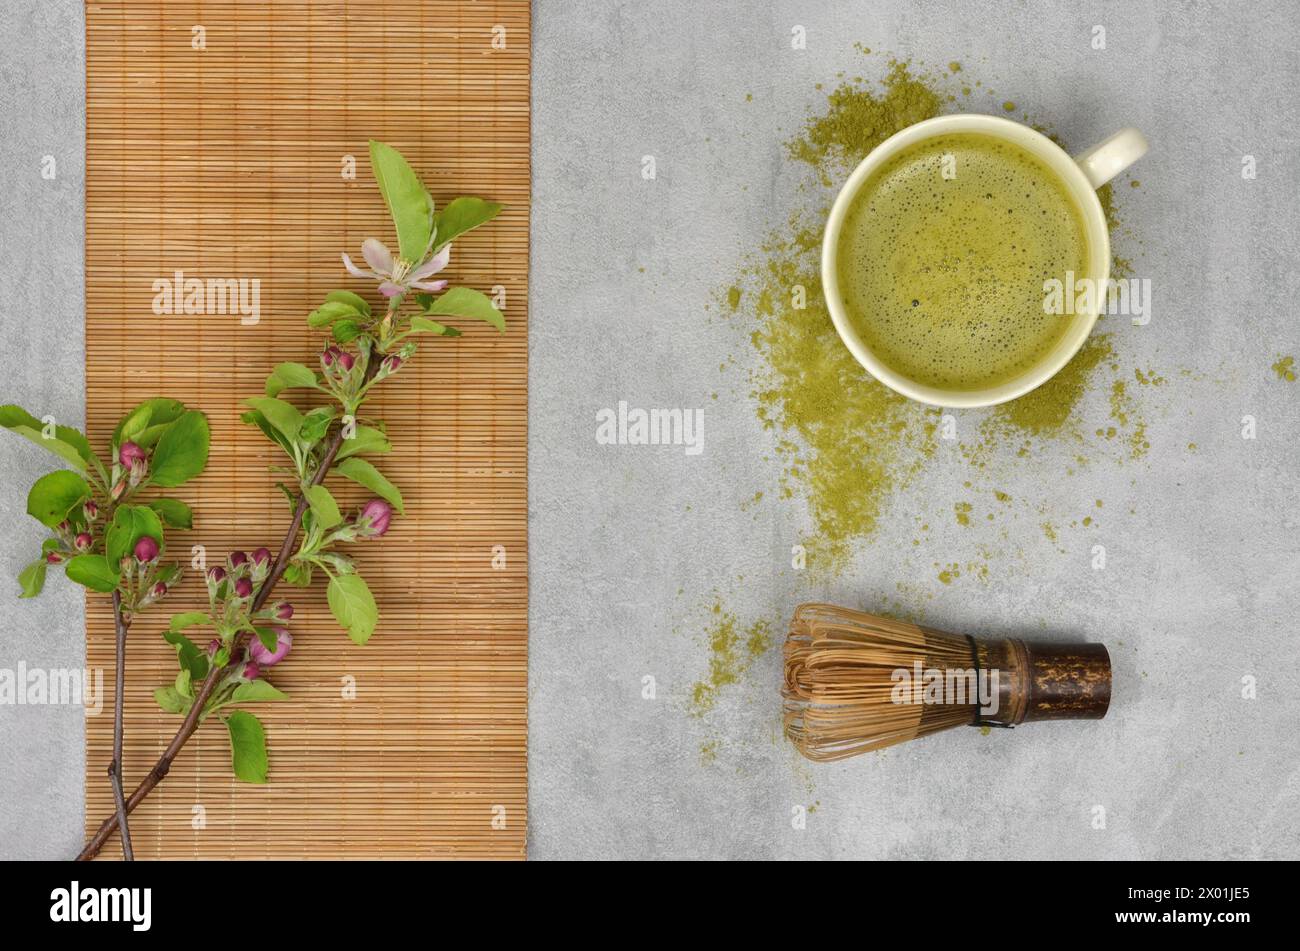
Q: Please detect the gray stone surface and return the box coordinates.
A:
[0,0,88,859]
[529,0,1300,858]
[2,0,1297,862]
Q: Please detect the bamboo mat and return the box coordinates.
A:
[84,1,528,859]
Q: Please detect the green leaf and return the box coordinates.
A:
[175,668,193,699]
[18,559,47,599]
[147,497,193,529]
[325,289,371,317]
[112,398,185,449]
[65,554,119,593]
[150,411,210,487]
[0,404,89,472]
[106,505,164,565]
[154,686,189,715]
[305,484,342,529]
[335,425,391,460]
[369,139,434,262]
[425,286,505,332]
[169,611,210,631]
[327,573,378,645]
[242,410,294,456]
[282,561,313,587]
[408,315,462,337]
[231,680,289,704]
[335,457,404,514]
[298,407,334,445]
[163,629,209,680]
[332,319,364,344]
[225,710,269,783]
[265,361,319,398]
[307,300,364,328]
[244,398,303,446]
[115,403,154,447]
[26,470,91,528]
[433,196,502,249]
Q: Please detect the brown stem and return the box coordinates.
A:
[108,589,134,861]
[77,360,378,861]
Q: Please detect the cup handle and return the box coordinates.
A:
[1073,127,1149,189]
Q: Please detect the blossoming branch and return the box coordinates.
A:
[4,140,504,860]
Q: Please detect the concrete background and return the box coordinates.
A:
[528,0,1300,859]
[2,1,1297,860]
[0,0,88,859]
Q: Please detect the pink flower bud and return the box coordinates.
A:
[83,500,98,520]
[321,346,341,369]
[58,520,70,533]
[151,582,167,598]
[382,354,403,373]
[234,577,253,598]
[337,351,356,371]
[252,547,272,566]
[274,601,294,620]
[243,661,261,681]
[359,499,393,537]
[46,551,64,564]
[207,639,220,656]
[229,550,248,567]
[249,629,293,668]
[118,441,145,467]
[74,533,93,551]
[133,536,160,563]
[208,566,227,584]
[110,480,127,501]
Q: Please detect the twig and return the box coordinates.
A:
[108,589,134,861]
[77,360,377,861]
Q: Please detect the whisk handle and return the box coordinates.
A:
[1012,640,1112,723]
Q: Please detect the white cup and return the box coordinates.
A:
[821,115,1148,408]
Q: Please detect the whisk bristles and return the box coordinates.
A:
[782,603,982,761]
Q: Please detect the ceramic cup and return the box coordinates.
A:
[821,115,1148,408]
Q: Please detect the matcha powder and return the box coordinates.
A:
[722,57,1156,575]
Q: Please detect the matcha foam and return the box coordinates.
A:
[836,132,1090,391]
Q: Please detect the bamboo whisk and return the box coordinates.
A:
[782,603,1111,761]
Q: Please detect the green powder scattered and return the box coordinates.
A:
[788,59,943,186]
[986,334,1114,437]
[954,501,973,526]
[719,57,1160,575]
[700,740,719,764]
[1002,100,1016,112]
[1273,355,1296,382]
[948,61,963,73]
[688,603,773,717]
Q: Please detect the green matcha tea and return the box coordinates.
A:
[836,132,1090,391]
